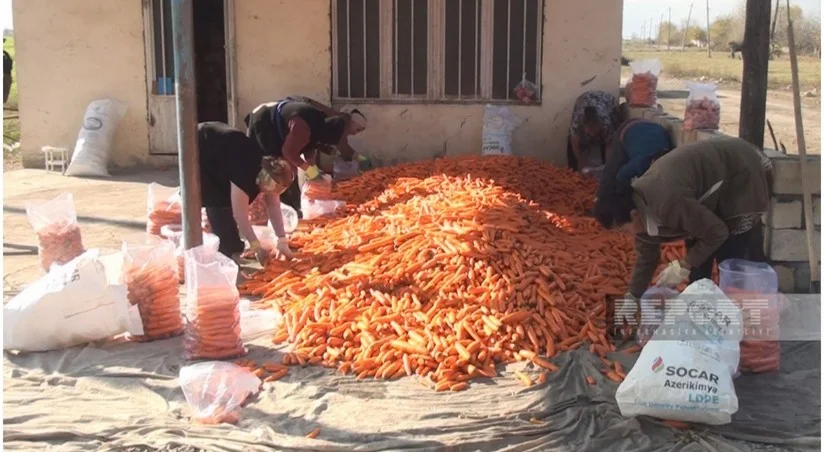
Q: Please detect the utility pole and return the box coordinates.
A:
[171,0,203,250]
[668,8,672,50]
[659,13,664,48]
[739,0,771,149]
[642,21,646,44]
[771,0,780,43]
[706,0,712,57]
[650,16,655,43]
[682,2,694,51]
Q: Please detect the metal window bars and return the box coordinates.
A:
[332,0,543,103]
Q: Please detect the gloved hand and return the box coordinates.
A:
[355,153,373,171]
[655,260,690,288]
[304,165,324,181]
[275,237,294,260]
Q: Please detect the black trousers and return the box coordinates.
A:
[205,207,246,258]
[686,222,766,282]
[567,135,606,172]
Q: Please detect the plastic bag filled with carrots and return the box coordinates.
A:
[147,183,182,235]
[183,245,246,360]
[160,224,220,284]
[683,81,721,131]
[122,234,183,341]
[179,361,261,424]
[25,193,86,272]
[628,59,661,108]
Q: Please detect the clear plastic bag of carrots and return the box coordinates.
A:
[183,246,246,360]
[628,59,661,108]
[248,194,269,226]
[160,224,220,284]
[121,234,183,341]
[683,82,721,131]
[146,183,182,235]
[727,288,782,373]
[179,361,261,424]
[25,193,86,272]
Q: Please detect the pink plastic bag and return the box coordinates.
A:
[513,73,538,104]
[179,361,261,424]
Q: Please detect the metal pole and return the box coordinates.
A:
[786,1,820,291]
[171,0,203,250]
[706,0,712,57]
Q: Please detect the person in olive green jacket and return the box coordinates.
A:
[596,136,772,300]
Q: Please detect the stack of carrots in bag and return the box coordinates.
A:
[122,237,183,341]
[241,156,702,391]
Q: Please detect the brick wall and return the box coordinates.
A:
[621,105,821,293]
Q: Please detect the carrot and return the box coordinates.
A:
[240,155,660,392]
[663,420,690,430]
[536,371,548,385]
[305,427,321,439]
[586,376,596,386]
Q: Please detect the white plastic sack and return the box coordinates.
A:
[481,105,522,156]
[301,193,345,221]
[66,99,128,178]
[179,361,261,424]
[333,158,360,181]
[616,279,743,425]
[3,250,143,353]
[238,298,282,341]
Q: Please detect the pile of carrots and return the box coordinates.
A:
[242,156,706,390]
[35,222,85,272]
[184,285,246,360]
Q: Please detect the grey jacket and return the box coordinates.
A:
[627,137,770,297]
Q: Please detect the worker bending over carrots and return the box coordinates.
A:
[594,136,771,300]
[197,121,295,265]
[567,90,621,172]
[244,96,370,216]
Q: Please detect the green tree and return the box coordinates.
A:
[710,15,737,49]
[657,21,680,46]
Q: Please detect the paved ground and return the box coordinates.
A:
[3,168,180,297]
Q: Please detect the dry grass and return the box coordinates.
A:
[623,46,820,90]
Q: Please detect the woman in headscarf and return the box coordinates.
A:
[197,121,295,265]
[567,90,620,172]
[595,135,771,301]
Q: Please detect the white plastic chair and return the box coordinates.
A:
[41,146,69,174]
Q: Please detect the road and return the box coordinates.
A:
[654,76,821,154]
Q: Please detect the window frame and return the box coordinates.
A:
[330,0,544,105]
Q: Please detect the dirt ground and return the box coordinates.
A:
[2,169,180,297]
[654,76,821,154]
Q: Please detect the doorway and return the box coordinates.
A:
[143,0,234,155]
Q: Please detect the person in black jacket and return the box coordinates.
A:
[3,38,12,105]
[244,98,369,215]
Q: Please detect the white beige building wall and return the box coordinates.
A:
[13,0,623,169]
[234,0,624,166]
[12,0,150,169]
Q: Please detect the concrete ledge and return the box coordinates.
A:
[772,262,816,293]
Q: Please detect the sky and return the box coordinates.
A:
[623,0,822,39]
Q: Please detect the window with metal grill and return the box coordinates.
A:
[332,0,543,103]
